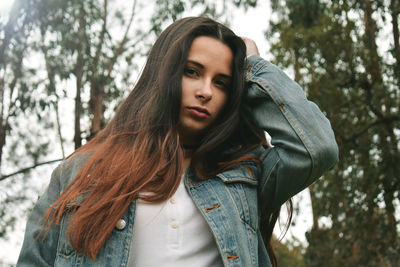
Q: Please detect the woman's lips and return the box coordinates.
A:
[187,106,210,118]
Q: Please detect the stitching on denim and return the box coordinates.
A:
[204,203,221,212]
[245,165,254,178]
[227,255,239,260]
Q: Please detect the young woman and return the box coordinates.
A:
[17,17,338,267]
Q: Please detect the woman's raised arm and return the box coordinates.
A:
[243,38,339,212]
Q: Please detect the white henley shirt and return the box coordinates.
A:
[128,176,224,267]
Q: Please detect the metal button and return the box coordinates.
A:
[171,220,179,229]
[170,198,176,204]
[116,219,126,230]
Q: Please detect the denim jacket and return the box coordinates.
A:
[17,55,339,267]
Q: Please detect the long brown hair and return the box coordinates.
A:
[40,16,282,264]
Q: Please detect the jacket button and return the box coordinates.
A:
[116,219,126,230]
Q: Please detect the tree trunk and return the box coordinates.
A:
[390,0,400,85]
[0,121,5,171]
[0,77,5,170]
[383,128,400,260]
[362,0,384,86]
[89,80,104,139]
[391,0,400,63]
[74,3,86,149]
[383,190,397,243]
[308,185,319,229]
[54,99,65,158]
[75,72,83,148]
[294,47,301,83]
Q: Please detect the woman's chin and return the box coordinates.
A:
[177,124,206,145]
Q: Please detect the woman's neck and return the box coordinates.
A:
[181,144,195,171]
[182,155,191,172]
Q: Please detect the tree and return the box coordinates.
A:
[0,0,260,264]
[274,236,306,267]
[268,0,400,265]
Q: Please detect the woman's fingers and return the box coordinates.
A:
[241,37,260,57]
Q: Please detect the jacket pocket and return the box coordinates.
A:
[216,162,258,186]
[217,163,259,232]
[55,212,77,262]
[56,192,89,259]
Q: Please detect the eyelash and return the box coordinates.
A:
[214,79,228,89]
[183,66,229,90]
[184,67,199,77]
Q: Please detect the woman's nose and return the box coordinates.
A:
[195,79,212,101]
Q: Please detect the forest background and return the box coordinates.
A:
[1,0,399,266]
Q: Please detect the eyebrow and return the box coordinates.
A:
[186,60,232,80]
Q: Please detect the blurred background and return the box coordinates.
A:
[0,0,399,266]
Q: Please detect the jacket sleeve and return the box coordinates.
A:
[16,163,63,267]
[244,55,339,212]
[17,154,88,266]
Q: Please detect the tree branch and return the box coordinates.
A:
[53,100,65,158]
[0,158,63,182]
[91,0,108,74]
[342,115,400,142]
[105,0,137,78]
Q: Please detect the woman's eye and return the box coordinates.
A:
[214,79,228,90]
[184,67,199,77]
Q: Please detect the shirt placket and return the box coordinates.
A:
[167,176,184,250]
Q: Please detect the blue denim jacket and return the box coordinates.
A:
[17,55,339,267]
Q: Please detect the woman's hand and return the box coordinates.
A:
[241,37,260,57]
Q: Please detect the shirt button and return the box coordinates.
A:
[171,221,179,229]
[170,198,176,204]
[116,219,126,230]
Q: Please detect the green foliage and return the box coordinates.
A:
[274,238,306,267]
[0,0,261,264]
[269,0,400,265]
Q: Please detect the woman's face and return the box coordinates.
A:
[178,36,233,144]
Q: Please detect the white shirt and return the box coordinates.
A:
[128,176,224,267]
